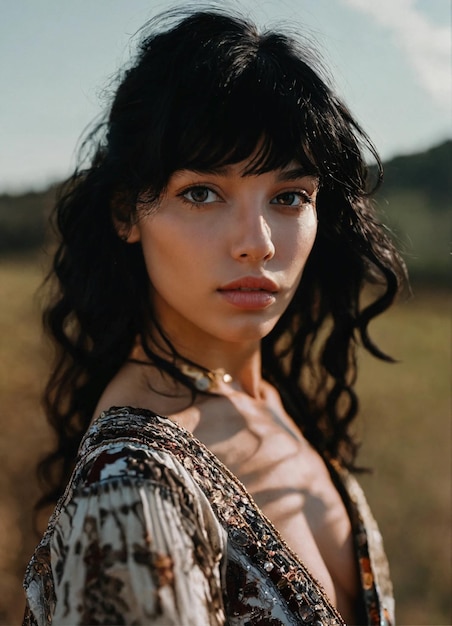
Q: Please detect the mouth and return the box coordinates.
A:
[232,287,269,292]
[218,276,279,293]
[217,276,278,310]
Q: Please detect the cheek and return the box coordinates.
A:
[139,222,204,298]
[290,214,318,267]
[138,224,176,288]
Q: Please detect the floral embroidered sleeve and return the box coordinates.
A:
[40,445,227,625]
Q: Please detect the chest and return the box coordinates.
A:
[203,408,349,535]
[205,420,361,623]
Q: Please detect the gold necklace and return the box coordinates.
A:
[180,363,233,391]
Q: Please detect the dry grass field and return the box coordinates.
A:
[0,254,450,625]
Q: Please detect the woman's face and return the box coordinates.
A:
[128,158,318,354]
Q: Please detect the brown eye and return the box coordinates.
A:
[189,187,208,202]
[271,191,312,207]
[182,186,219,204]
[275,192,297,205]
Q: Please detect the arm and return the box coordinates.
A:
[50,446,227,625]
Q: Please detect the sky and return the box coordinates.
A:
[1,0,451,194]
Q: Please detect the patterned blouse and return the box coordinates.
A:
[23,407,395,625]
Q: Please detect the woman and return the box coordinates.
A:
[23,9,406,626]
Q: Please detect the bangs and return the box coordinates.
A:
[166,80,319,177]
[119,13,373,197]
[154,36,331,181]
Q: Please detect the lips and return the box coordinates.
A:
[217,276,278,310]
[218,276,279,293]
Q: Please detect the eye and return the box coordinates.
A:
[180,186,220,204]
[270,191,313,207]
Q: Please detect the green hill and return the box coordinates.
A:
[0,185,58,253]
[374,139,451,285]
[379,140,451,210]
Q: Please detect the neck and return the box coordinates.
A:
[133,332,265,399]
[219,349,264,398]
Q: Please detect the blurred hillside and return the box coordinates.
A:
[0,139,450,283]
[373,139,451,285]
[0,185,58,253]
[378,140,450,208]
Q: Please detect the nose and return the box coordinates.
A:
[230,206,275,263]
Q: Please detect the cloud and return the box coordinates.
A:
[341,0,451,110]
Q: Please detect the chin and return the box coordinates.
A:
[219,319,279,344]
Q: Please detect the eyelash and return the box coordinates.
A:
[177,185,315,210]
[270,190,314,208]
[178,186,221,206]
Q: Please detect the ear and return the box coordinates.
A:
[123,222,141,243]
[113,215,141,243]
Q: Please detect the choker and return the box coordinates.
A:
[180,363,233,392]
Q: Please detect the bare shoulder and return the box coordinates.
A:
[93,360,197,424]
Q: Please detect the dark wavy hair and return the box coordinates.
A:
[37,9,407,509]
